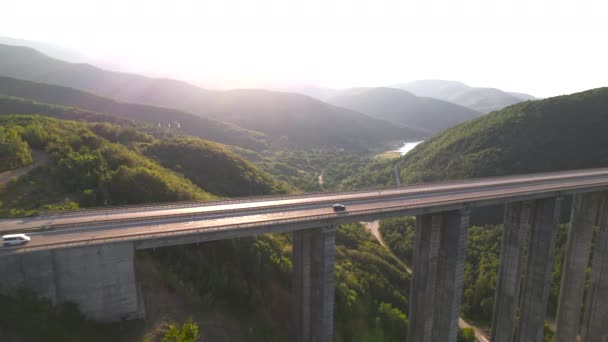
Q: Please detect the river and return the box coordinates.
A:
[395,140,423,155]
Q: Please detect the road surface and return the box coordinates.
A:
[1,168,608,255]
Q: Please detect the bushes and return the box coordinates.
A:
[160,321,200,342]
[0,289,123,342]
[0,126,32,171]
[0,115,213,216]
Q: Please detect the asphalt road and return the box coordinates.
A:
[2,168,608,255]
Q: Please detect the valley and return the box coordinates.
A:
[0,23,605,342]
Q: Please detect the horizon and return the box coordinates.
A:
[2,0,607,98]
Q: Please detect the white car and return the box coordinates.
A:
[2,233,31,246]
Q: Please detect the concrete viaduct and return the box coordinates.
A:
[2,168,608,341]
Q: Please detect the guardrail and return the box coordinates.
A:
[26,168,608,220]
[4,176,608,255]
[5,168,608,236]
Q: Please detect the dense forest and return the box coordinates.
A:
[0,114,295,217]
[379,217,571,337]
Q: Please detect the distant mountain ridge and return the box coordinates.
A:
[0,44,422,148]
[394,79,537,113]
[0,76,269,151]
[328,87,482,134]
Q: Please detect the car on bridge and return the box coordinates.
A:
[2,233,31,246]
[332,204,347,212]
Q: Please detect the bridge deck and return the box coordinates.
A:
[2,168,608,255]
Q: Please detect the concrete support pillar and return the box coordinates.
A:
[52,242,142,321]
[292,225,336,342]
[491,201,531,342]
[408,209,470,342]
[517,197,563,342]
[555,193,600,342]
[581,194,608,342]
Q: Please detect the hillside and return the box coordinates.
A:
[0,115,293,217]
[328,87,481,134]
[395,79,536,113]
[143,137,293,196]
[399,87,608,183]
[198,89,425,148]
[0,76,269,151]
[339,87,608,189]
[0,44,421,148]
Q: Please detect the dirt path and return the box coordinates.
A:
[318,170,325,189]
[459,318,490,342]
[0,151,49,187]
[361,219,490,342]
[361,220,387,248]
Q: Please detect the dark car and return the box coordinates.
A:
[332,204,347,212]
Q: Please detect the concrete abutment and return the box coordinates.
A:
[0,242,143,322]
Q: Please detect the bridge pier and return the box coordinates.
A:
[491,202,531,342]
[408,209,469,342]
[517,197,562,342]
[555,193,600,342]
[292,225,336,342]
[581,194,608,342]
[0,242,143,322]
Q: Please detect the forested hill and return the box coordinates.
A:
[328,87,481,134]
[400,87,608,183]
[339,87,608,189]
[0,76,269,151]
[0,44,422,148]
[0,115,292,217]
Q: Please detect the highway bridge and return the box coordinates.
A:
[1,168,608,342]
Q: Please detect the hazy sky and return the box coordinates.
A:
[2,0,607,97]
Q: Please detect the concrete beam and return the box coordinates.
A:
[292,225,336,342]
[408,210,470,342]
[555,193,600,342]
[491,201,531,342]
[581,194,608,342]
[517,197,563,342]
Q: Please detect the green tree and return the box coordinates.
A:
[457,327,476,342]
[0,126,32,171]
[161,320,200,342]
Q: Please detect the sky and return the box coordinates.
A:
[1,0,607,97]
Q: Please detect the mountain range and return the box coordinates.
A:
[327,87,482,134]
[0,44,422,149]
[394,79,536,113]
